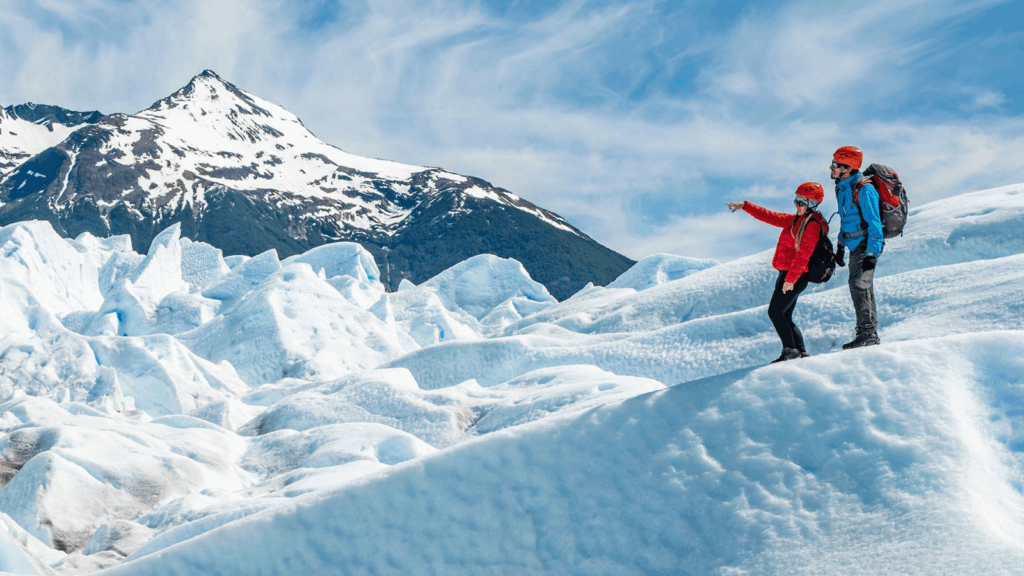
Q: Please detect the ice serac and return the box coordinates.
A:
[0,221,104,332]
[382,254,558,345]
[0,397,251,555]
[605,252,719,291]
[0,70,633,300]
[0,527,41,574]
[178,262,406,386]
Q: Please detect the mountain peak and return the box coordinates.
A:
[185,69,235,95]
[145,69,268,118]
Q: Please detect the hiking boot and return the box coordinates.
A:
[771,347,804,363]
[798,349,811,358]
[842,334,880,350]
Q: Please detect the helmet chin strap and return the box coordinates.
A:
[834,167,854,183]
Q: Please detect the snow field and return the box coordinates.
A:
[96,333,1024,575]
[0,182,1021,573]
[386,249,1024,391]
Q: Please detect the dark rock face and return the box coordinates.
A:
[364,191,633,300]
[0,71,633,300]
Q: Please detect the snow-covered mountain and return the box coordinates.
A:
[0,71,633,300]
[0,104,101,174]
[0,178,1021,574]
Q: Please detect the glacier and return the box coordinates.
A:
[0,182,1021,574]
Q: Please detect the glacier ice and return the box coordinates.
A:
[0,183,1022,573]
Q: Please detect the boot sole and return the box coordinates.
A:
[842,341,880,350]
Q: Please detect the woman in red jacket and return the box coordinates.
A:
[727,182,828,363]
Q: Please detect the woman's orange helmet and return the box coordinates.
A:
[795,182,824,204]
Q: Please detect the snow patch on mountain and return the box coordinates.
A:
[0,107,79,176]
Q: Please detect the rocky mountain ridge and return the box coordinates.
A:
[0,71,633,299]
[0,103,101,174]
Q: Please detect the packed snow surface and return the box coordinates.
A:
[0,182,1022,574]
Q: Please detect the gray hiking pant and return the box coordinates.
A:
[848,246,878,337]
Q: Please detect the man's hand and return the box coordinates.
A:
[862,256,877,271]
[782,281,795,293]
[726,201,745,213]
[835,244,846,267]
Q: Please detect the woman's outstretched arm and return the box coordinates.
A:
[728,201,792,228]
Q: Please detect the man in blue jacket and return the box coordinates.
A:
[832,146,883,349]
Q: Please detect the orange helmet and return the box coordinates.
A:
[795,182,824,209]
[833,146,863,170]
[795,182,824,203]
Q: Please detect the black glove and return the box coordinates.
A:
[835,244,846,267]
[862,256,877,271]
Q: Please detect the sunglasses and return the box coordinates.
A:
[794,198,808,208]
[830,161,847,169]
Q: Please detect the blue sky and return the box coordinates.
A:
[2,0,1023,262]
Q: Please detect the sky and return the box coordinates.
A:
[1,0,1023,262]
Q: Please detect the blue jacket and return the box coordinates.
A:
[835,172,884,256]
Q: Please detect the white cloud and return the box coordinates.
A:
[702,0,1008,110]
[607,209,781,263]
[964,88,1007,110]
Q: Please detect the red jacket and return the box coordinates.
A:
[743,202,827,284]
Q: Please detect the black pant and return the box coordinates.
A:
[768,270,809,350]
[848,245,878,337]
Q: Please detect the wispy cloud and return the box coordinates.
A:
[963,88,1007,110]
[1,0,1022,264]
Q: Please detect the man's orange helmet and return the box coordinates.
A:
[833,146,863,170]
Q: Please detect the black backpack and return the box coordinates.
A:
[796,212,835,284]
[853,164,909,239]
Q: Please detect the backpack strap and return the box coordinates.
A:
[851,177,872,231]
[815,211,829,235]
[794,211,824,248]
